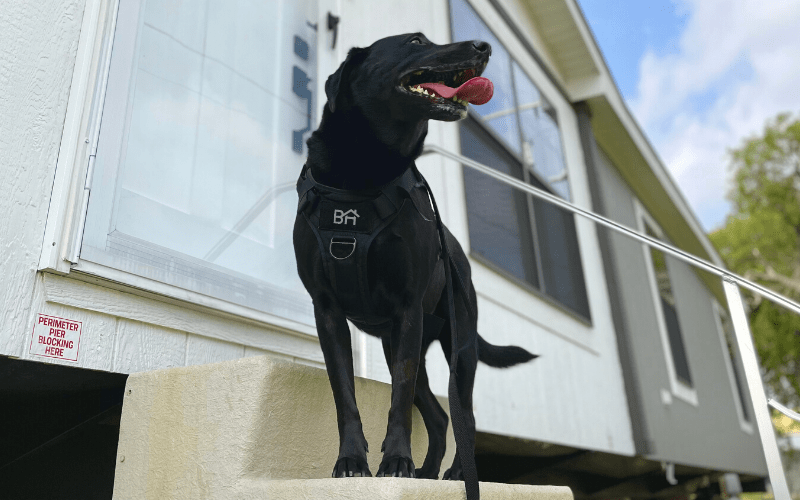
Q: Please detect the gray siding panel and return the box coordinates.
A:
[591,136,766,475]
[577,104,653,455]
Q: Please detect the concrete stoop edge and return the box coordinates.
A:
[248,478,573,500]
[111,354,573,500]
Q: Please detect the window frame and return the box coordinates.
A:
[712,300,755,434]
[39,0,120,275]
[635,200,698,406]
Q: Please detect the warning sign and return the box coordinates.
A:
[29,314,82,362]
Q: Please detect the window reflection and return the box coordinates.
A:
[450,0,520,155]
[513,62,569,199]
[122,1,314,292]
[83,0,319,320]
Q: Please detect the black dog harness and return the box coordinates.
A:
[296,164,435,325]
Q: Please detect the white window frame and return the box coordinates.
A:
[36,0,322,340]
[712,300,755,434]
[635,200,698,406]
[39,0,118,275]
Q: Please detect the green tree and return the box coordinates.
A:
[710,113,800,408]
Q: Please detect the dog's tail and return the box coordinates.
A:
[477,334,538,368]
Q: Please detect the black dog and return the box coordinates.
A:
[293,32,536,483]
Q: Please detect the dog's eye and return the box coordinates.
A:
[409,37,423,45]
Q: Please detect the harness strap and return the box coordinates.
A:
[297,164,423,218]
[421,172,479,500]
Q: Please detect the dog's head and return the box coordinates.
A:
[325,33,492,122]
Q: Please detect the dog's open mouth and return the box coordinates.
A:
[399,63,493,108]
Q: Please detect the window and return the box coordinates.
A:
[713,302,753,432]
[450,0,589,319]
[78,0,319,323]
[638,205,696,404]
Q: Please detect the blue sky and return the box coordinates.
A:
[576,0,687,99]
[575,0,800,233]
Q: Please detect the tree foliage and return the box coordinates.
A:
[710,113,800,408]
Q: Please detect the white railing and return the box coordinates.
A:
[421,144,799,500]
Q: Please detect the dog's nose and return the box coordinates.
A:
[472,40,491,54]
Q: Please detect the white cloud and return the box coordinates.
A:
[628,0,800,231]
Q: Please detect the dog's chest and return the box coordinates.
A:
[296,165,438,321]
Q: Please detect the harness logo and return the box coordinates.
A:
[319,201,370,233]
[333,209,359,226]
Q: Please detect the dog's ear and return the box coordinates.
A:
[325,47,369,113]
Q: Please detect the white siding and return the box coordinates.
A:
[113,319,187,373]
[0,0,87,357]
[186,335,245,367]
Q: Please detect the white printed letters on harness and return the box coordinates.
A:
[334,209,359,225]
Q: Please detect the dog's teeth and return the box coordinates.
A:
[423,89,429,95]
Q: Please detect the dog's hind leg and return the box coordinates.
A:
[313,297,371,478]
[440,344,477,481]
[381,338,449,479]
[413,361,449,478]
[436,290,479,482]
[376,305,425,478]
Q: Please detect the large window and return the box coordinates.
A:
[79,0,319,322]
[450,0,589,319]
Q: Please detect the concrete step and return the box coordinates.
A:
[244,478,573,500]
[112,354,572,500]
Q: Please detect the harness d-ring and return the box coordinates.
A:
[330,236,357,260]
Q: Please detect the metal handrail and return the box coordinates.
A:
[770,399,800,423]
[421,143,796,500]
[421,144,800,317]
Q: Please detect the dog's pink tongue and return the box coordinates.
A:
[419,76,493,105]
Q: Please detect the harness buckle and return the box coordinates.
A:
[330,236,357,260]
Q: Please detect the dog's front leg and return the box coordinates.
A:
[313,297,371,478]
[377,304,424,478]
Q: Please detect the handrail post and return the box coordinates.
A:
[722,276,791,500]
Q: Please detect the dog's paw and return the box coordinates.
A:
[377,456,415,478]
[442,466,464,481]
[332,456,372,478]
[414,466,440,479]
